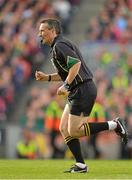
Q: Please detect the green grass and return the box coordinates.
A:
[0,159,131,179]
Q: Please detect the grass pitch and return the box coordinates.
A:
[0,159,131,179]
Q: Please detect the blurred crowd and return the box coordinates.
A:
[0,0,80,122]
[18,83,66,159]
[0,0,132,160]
[81,0,132,159]
[85,0,132,43]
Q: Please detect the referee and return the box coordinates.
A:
[35,18,128,173]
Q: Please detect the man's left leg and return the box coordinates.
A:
[59,104,87,173]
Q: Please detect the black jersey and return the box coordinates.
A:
[50,35,93,90]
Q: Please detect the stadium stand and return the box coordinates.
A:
[81,0,132,159]
[0,0,78,123]
[0,0,81,158]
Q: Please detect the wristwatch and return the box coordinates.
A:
[63,81,70,91]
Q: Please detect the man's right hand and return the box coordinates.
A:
[35,71,48,81]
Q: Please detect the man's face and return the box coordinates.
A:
[39,23,54,45]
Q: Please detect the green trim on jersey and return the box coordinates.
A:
[67,56,80,69]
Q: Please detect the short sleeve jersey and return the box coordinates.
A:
[50,35,93,90]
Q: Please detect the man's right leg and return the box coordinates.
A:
[68,114,128,145]
[59,104,87,173]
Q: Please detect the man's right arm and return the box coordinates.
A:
[35,71,62,81]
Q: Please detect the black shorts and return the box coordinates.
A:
[68,80,97,116]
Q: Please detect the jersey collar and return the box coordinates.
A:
[51,35,62,48]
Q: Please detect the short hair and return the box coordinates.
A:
[40,18,62,35]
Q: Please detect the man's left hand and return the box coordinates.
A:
[57,85,69,96]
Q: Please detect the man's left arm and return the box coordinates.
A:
[57,62,81,96]
[56,42,81,95]
[65,61,81,85]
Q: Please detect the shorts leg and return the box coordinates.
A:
[68,81,97,116]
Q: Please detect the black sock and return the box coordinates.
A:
[65,136,84,164]
[83,122,109,136]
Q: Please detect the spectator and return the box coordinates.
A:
[16,128,39,159]
[45,95,66,158]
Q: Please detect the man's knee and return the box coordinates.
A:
[68,126,79,137]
